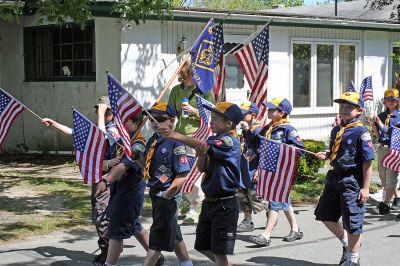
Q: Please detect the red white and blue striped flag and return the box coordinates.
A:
[382,127,400,172]
[359,76,373,102]
[107,73,143,157]
[182,96,214,193]
[212,23,226,103]
[0,88,24,145]
[257,137,298,203]
[234,26,269,124]
[73,109,107,184]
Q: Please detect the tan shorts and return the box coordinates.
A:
[238,188,266,214]
[377,144,399,189]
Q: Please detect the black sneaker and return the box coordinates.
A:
[339,246,349,265]
[374,202,390,215]
[155,254,166,266]
[93,251,107,266]
[392,197,400,210]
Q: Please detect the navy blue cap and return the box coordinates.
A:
[263,98,293,115]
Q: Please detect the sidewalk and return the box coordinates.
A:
[1,201,399,266]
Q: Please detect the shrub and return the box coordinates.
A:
[294,139,326,183]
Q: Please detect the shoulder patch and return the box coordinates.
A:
[290,130,299,138]
[361,132,372,142]
[108,127,120,141]
[221,136,233,147]
[132,142,146,153]
[173,146,187,155]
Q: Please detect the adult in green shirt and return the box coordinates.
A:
[168,60,215,136]
[167,60,215,224]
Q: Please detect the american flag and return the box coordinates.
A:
[359,76,373,102]
[256,137,298,203]
[0,89,24,145]
[212,23,226,103]
[234,26,269,124]
[382,127,400,172]
[182,96,214,193]
[72,109,107,184]
[348,82,355,92]
[107,73,143,157]
[182,155,203,193]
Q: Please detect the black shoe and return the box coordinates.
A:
[93,251,107,266]
[155,254,166,266]
[339,246,349,265]
[374,202,390,215]
[339,259,360,266]
[392,197,400,210]
[283,229,303,242]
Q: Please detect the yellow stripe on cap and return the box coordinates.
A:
[240,101,252,111]
[270,97,285,108]
[214,102,235,114]
[339,92,360,106]
[150,101,168,112]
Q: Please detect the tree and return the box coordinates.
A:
[0,0,174,28]
[366,0,400,20]
[193,0,304,9]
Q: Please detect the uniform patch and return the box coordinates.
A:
[158,175,169,184]
[215,140,223,146]
[290,130,299,138]
[161,147,167,153]
[109,128,120,141]
[132,143,145,153]
[221,136,233,147]
[347,139,352,145]
[361,132,372,142]
[173,146,187,155]
[180,155,188,164]
[159,165,167,173]
[368,141,373,148]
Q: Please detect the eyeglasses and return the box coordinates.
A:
[152,116,170,123]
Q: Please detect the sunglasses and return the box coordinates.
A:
[152,116,170,123]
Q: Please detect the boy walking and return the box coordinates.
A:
[237,101,265,232]
[160,102,243,266]
[142,102,193,266]
[315,92,374,266]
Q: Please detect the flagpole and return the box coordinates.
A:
[267,138,317,156]
[0,88,43,120]
[224,21,271,55]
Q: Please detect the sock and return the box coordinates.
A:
[383,191,387,202]
[340,238,348,247]
[180,259,193,266]
[104,263,117,266]
[244,213,252,222]
[349,252,359,263]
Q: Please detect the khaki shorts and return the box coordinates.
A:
[238,188,266,214]
[377,144,399,189]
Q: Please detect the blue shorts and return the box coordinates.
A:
[315,170,365,234]
[269,197,291,211]
[107,177,146,240]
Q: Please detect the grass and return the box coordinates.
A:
[0,173,91,242]
[291,173,325,205]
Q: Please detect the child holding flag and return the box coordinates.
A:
[249,98,304,247]
[315,92,374,265]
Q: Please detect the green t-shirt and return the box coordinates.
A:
[168,83,215,135]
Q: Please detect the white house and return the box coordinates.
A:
[0,0,399,152]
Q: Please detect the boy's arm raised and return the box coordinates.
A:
[41,118,73,135]
[159,126,208,151]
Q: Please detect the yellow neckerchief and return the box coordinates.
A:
[330,120,362,161]
[144,137,158,180]
[385,114,392,127]
[264,118,290,139]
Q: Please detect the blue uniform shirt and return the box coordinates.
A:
[145,134,190,191]
[202,131,241,197]
[330,120,375,174]
[376,109,400,145]
[119,134,146,182]
[240,123,262,190]
[104,120,120,162]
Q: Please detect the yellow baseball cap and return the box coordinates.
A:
[384,88,399,100]
[334,92,364,108]
[145,101,177,117]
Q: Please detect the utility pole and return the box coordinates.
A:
[335,0,338,16]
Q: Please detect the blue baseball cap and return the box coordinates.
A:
[334,92,364,108]
[263,98,293,115]
[145,101,177,117]
[204,102,244,125]
[240,101,259,115]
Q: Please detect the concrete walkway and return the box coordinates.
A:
[0,197,399,266]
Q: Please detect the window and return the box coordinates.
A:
[292,41,357,112]
[24,24,95,81]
